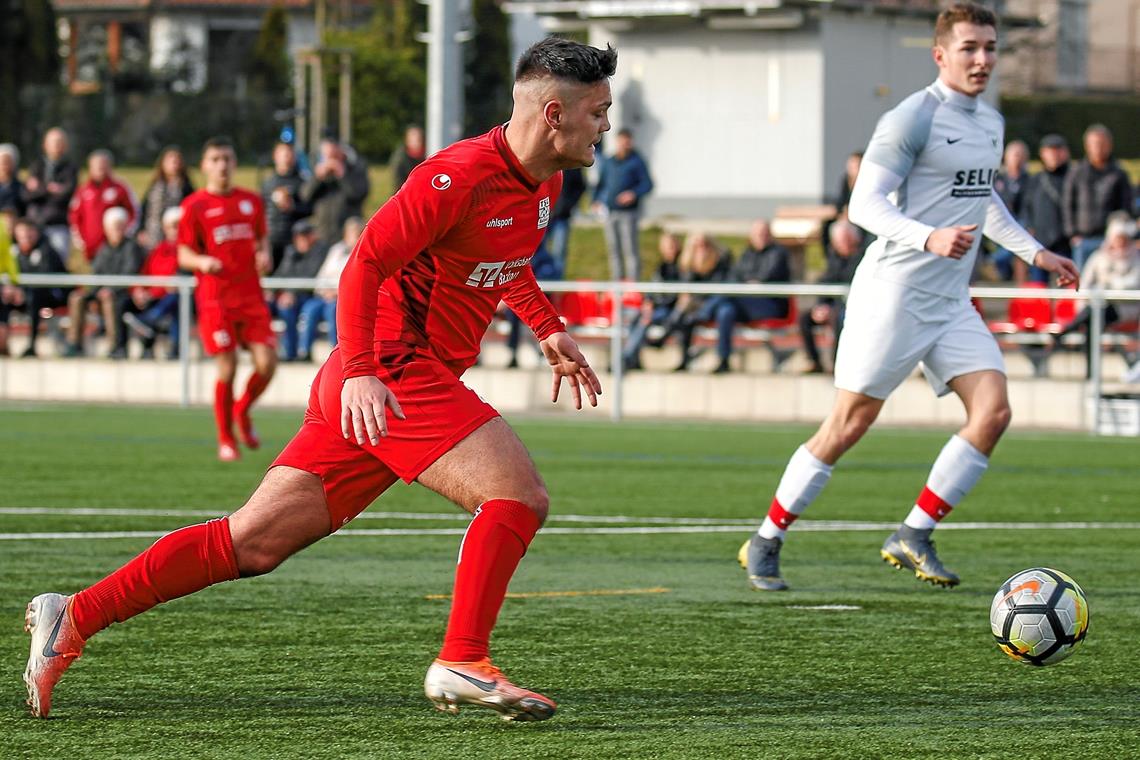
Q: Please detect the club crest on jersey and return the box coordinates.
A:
[537,196,550,229]
[239,199,254,215]
[432,173,452,191]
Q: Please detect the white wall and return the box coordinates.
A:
[590,22,824,218]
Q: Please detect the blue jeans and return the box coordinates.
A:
[545,217,572,272]
[277,294,313,360]
[624,304,672,363]
[1072,237,1102,272]
[299,296,337,357]
[140,293,180,354]
[688,296,788,361]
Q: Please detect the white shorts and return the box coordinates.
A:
[834,276,1005,399]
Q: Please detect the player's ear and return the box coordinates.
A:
[542,100,563,130]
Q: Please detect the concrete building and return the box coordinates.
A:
[504,0,1006,219]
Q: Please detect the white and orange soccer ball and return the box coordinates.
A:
[989,568,1089,666]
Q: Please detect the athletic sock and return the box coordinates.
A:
[758,445,833,540]
[214,380,235,444]
[69,517,239,641]
[903,434,989,530]
[438,499,541,663]
[235,372,271,416]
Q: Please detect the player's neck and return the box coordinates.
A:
[502,121,559,183]
[935,76,981,109]
[206,182,233,195]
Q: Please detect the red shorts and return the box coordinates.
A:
[198,298,276,356]
[272,344,499,530]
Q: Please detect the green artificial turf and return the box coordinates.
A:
[1,404,1137,758]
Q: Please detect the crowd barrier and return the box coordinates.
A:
[4,274,1139,433]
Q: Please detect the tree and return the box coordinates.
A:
[331,0,427,161]
[0,0,60,149]
[249,4,291,96]
[464,0,512,137]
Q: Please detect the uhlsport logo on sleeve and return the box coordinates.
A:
[537,197,550,229]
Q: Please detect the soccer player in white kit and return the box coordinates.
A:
[739,2,1080,591]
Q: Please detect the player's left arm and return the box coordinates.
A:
[983,190,1079,289]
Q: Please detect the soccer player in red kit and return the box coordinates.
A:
[177,137,277,461]
[23,38,615,721]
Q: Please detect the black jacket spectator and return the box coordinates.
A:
[301,143,370,244]
[815,239,865,300]
[1062,159,1134,239]
[17,238,67,276]
[92,238,146,277]
[24,155,77,227]
[262,166,311,263]
[1021,163,1069,251]
[648,256,681,310]
[0,177,23,215]
[275,241,330,297]
[552,168,586,222]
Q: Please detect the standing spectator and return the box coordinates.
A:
[544,167,585,273]
[655,232,732,372]
[137,146,193,249]
[1,218,68,357]
[623,232,683,371]
[593,128,653,280]
[799,220,865,374]
[68,150,138,263]
[691,219,791,374]
[297,216,362,360]
[390,125,426,189]
[1062,124,1134,271]
[1052,215,1140,378]
[272,219,328,362]
[261,140,311,271]
[990,140,1031,281]
[1021,134,1072,284]
[0,144,25,217]
[301,136,370,244]
[23,127,78,262]
[122,207,184,359]
[63,207,145,358]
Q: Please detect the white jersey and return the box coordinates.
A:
[849,78,1040,298]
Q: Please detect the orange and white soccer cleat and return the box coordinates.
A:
[218,441,241,462]
[424,658,557,721]
[24,593,86,718]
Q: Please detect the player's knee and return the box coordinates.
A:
[525,486,550,525]
[982,402,1012,440]
[233,545,287,577]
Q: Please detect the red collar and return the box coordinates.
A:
[491,124,540,193]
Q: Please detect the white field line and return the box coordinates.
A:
[2,521,1140,541]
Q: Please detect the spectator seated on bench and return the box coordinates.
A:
[799,220,865,375]
[650,231,732,372]
[623,232,681,371]
[1051,216,1140,378]
[121,207,183,359]
[1,217,69,357]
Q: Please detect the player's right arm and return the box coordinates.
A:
[849,97,975,259]
[338,163,471,445]
[175,202,222,274]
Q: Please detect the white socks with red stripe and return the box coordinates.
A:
[758,445,833,540]
[903,434,989,530]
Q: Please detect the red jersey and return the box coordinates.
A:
[338,125,565,379]
[178,187,266,307]
[135,240,180,299]
[68,176,138,260]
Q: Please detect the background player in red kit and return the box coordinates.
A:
[24,38,615,721]
[177,137,277,461]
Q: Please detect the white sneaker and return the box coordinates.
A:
[1123,361,1140,384]
[24,593,86,718]
[424,658,556,721]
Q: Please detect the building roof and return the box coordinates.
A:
[52,0,313,11]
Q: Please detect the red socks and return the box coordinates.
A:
[214,381,235,444]
[70,517,239,641]
[235,372,271,416]
[438,499,541,663]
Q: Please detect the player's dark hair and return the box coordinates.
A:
[202,135,236,154]
[934,2,997,45]
[515,37,617,85]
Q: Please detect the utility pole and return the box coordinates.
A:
[422,0,469,154]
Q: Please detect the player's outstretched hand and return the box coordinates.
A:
[197,255,224,274]
[341,375,406,446]
[541,331,603,410]
[1034,250,1081,289]
[925,224,977,259]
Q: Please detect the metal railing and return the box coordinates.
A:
[4,274,1140,431]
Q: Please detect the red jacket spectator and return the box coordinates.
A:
[134,240,180,300]
[68,151,138,261]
